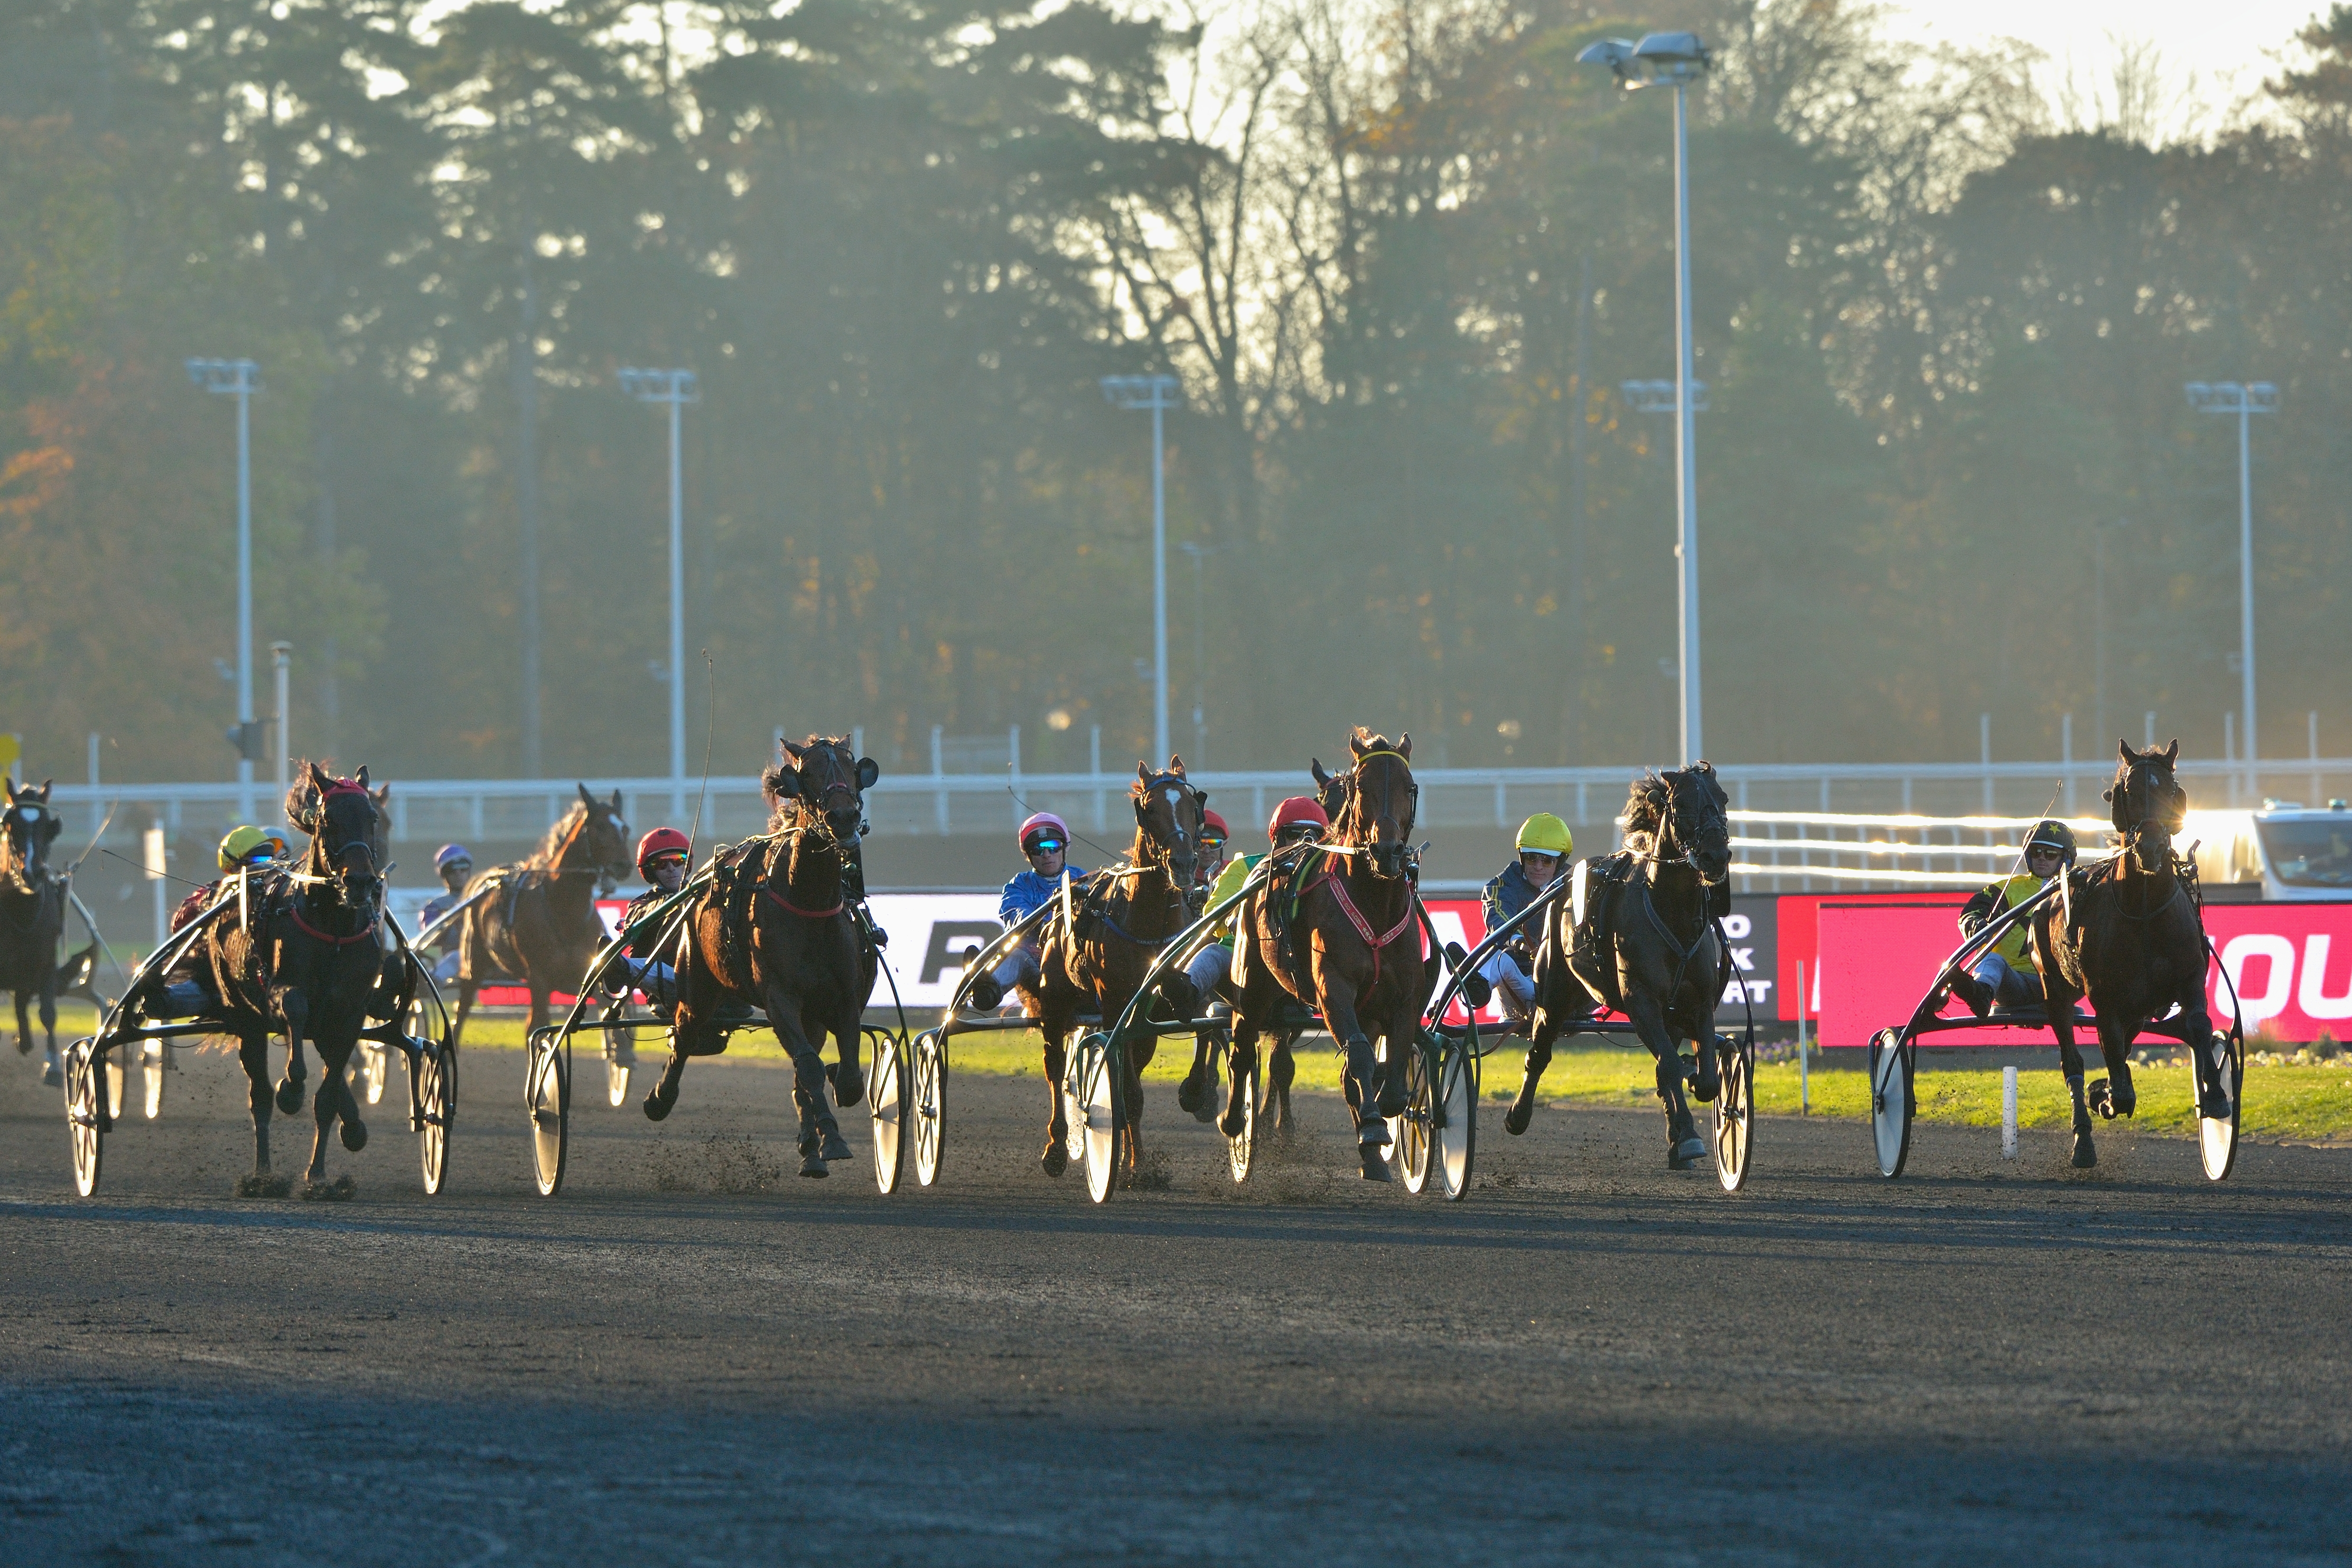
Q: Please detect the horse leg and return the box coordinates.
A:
[2179,982,2226,1118]
[762,988,837,1178]
[240,1031,274,1177]
[1628,993,1703,1168]
[1178,1025,1220,1122]
[643,1016,717,1122]
[1040,1015,1072,1177]
[2095,1013,2139,1119]
[321,1036,366,1156]
[1321,978,1388,1180]
[281,994,341,1184]
[831,1014,865,1110]
[13,988,27,1054]
[450,981,477,1052]
[36,978,57,1077]
[1267,1033,1296,1137]
[2050,1007,2096,1168]
[1505,1013,1560,1137]
[1219,1018,1257,1139]
[1124,1034,1155,1174]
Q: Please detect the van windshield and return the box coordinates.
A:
[2255,818,2352,888]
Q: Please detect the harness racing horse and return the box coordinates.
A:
[451,786,630,1047]
[1023,758,1202,1178]
[1512,764,1733,1169]
[652,735,881,1179]
[2032,740,2218,1169]
[1,779,67,1086]
[1225,731,1432,1180]
[190,763,393,1191]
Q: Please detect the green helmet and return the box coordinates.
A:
[1516,813,1573,857]
[2024,819,2077,866]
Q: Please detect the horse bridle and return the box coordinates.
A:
[305,780,385,917]
[782,743,865,860]
[2115,758,2186,878]
[1,800,52,890]
[1639,772,1728,886]
[1344,751,1417,878]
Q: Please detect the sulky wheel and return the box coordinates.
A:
[1868,1028,1914,1180]
[1398,1040,1434,1194]
[64,1038,104,1197]
[142,1040,169,1121]
[1433,1034,1478,1202]
[2197,1028,2245,1182]
[869,1033,907,1194]
[360,1042,388,1107]
[1713,1033,1754,1193]
[1078,1032,1124,1205]
[413,1041,453,1197]
[1227,1054,1256,1184]
[104,1052,128,1124]
[912,1028,946,1189]
[526,1030,568,1198]
[1060,1026,1091,1171]
[599,998,633,1109]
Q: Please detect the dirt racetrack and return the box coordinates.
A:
[4,1041,2350,1565]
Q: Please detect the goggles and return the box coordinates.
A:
[642,852,687,872]
[1024,837,1066,856]
[1201,831,1228,850]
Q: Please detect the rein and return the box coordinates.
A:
[763,884,844,920]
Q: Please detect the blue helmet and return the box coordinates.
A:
[434,844,474,872]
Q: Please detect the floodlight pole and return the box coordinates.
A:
[2186,381,2277,795]
[187,358,261,822]
[621,367,701,819]
[1102,374,1181,764]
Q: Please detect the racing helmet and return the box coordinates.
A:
[636,826,690,872]
[1199,809,1229,853]
[434,843,473,873]
[218,825,274,873]
[1019,812,1070,856]
[1268,796,1330,845]
[2024,819,2077,866]
[1516,813,1573,858]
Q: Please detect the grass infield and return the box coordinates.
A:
[47,1001,2352,1145]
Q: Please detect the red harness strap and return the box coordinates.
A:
[1319,873,1418,992]
[290,907,381,946]
[763,885,843,919]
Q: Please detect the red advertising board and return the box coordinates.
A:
[1816,898,2352,1046]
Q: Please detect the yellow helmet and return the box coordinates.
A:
[1516,813,1573,857]
[217,825,274,873]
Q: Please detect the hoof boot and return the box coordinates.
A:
[339,1119,368,1153]
[799,1154,828,1179]
[1217,1101,1248,1139]
[2071,1132,2098,1169]
[1668,1136,1707,1170]
[831,1061,864,1109]
[1041,1141,1069,1178]
[1358,1147,1393,1182]
[820,1129,852,1162]
[275,1079,304,1116]
[642,1080,679,1122]
[1504,1097,1534,1136]
[1176,1072,1206,1116]
[42,1062,62,1088]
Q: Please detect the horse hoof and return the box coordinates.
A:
[42,1062,62,1088]
[830,1061,864,1109]
[1504,1097,1534,1136]
[1176,1071,1205,1116]
[642,1081,678,1122]
[2087,1079,2115,1121]
[1358,1147,1393,1182]
[2071,1133,2098,1169]
[820,1129,852,1162]
[1041,1141,1069,1178]
[1216,1102,1247,1139]
[799,1154,828,1179]
[1668,1136,1707,1169]
[235,1171,292,1199]
[301,1174,357,1202]
[339,1119,368,1153]
[2199,1091,2232,1119]
[274,1079,303,1115]
[14,1036,28,1055]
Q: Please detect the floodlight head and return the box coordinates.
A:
[1632,32,1709,66]
[617,366,699,403]
[1621,378,1707,414]
[1577,38,1636,69]
[184,357,260,394]
[1099,373,1181,410]
[2185,380,2279,416]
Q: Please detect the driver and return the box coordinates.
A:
[418,844,474,984]
[612,828,692,1006]
[967,813,1090,1012]
[1948,819,2074,1017]
[1179,796,1329,1013]
[1475,814,1572,1032]
[137,826,282,1019]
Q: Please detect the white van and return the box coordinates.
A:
[2187,802,2352,900]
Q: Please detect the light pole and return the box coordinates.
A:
[2186,380,2277,793]
[1101,374,1180,765]
[270,642,292,803]
[1583,32,1710,763]
[1175,540,1226,766]
[186,357,262,822]
[619,367,699,819]
[2090,518,2128,753]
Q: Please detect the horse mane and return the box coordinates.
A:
[530,801,587,867]
[283,759,345,836]
[1620,771,1671,856]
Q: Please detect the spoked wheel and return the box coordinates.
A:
[1869,1028,1914,1179]
[65,1038,103,1197]
[526,1031,568,1198]
[1228,1056,1256,1184]
[1713,1033,1755,1193]
[1078,1032,1124,1205]
[1398,1041,1434,1194]
[359,1042,388,1106]
[1433,1034,1478,1202]
[870,1033,907,1194]
[413,1041,453,1196]
[600,999,633,1109]
[911,1028,946,1188]
[1060,1026,1090,1171]
[2196,1028,2245,1182]
[104,1052,127,1124]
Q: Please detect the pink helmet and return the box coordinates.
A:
[1019,812,1070,854]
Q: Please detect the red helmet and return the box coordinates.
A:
[1268,797,1330,843]
[636,827,689,872]
[1200,809,1229,846]
[1019,812,1070,855]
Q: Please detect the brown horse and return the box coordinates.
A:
[451,785,630,1046]
[1224,731,1431,1180]
[189,763,393,1189]
[1024,758,1202,1178]
[652,735,880,1178]
[1,779,67,1085]
[2033,740,2219,1168]
[1512,764,1732,1167]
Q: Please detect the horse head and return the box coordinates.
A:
[1,777,61,885]
[1629,763,1730,885]
[1341,730,1417,880]
[293,761,384,906]
[2106,739,2186,872]
[575,784,631,894]
[767,734,879,847]
[1131,756,1202,885]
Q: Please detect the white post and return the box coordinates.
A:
[270,642,292,803]
[2145,711,2157,750]
[235,372,253,823]
[667,389,686,821]
[1151,390,1169,767]
[930,723,946,836]
[86,731,100,839]
[2225,712,2237,806]
[2237,395,2256,798]
[2001,1065,2019,1160]
[1980,712,1993,818]
[1090,724,1105,833]
[851,725,864,763]
[1672,79,1701,765]
[1797,960,1808,1116]
[144,822,167,953]
[2311,711,2321,807]
[2061,712,2074,816]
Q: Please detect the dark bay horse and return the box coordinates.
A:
[1024,758,1202,1178]
[2033,740,2219,1168]
[1225,731,1431,1180]
[191,763,393,1189]
[1,779,67,1085]
[452,785,630,1046]
[1513,763,1732,1168]
[654,735,880,1178]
